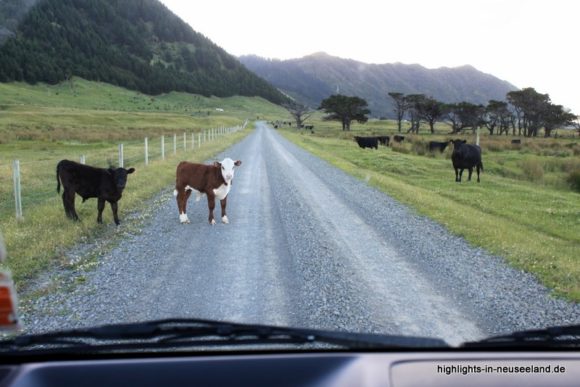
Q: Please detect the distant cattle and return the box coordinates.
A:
[376,136,390,146]
[354,136,378,149]
[304,125,314,130]
[428,141,449,152]
[393,135,405,143]
[174,158,242,225]
[511,139,522,144]
[56,160,135,225]
[450,139,483,182]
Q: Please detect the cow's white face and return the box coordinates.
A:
[218,158,242,184]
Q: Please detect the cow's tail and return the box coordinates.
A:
[479,161,484,173]
[56,162,61,194]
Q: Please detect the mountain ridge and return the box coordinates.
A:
[239,52,518,118]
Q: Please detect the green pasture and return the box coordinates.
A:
[0,78,287,142]
[0,78,288,289]
[281,122,580,301]
[1,128,252,288]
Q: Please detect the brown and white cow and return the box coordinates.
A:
[174,158,242,225]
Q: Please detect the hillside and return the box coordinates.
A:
[0,0,37,43]
[0,0,287,104]
[239,52,518,118]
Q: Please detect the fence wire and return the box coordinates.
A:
[0,123,246,221]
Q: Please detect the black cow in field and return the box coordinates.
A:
[56,160,135,225]
[393,135,405,143]
[511,139,522,144]
[376,136,390,146]
[428,141,449,152]
[354,136,378,149]
[450,140,483,182]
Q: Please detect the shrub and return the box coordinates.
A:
[561,159,580,173]
[412,142,427,155]
[391,142,411,154]
[520,159,544,182]
[567,168,580,193]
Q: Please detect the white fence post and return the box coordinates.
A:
[118,143,124,168]
[161,135,165,160]
[80,155,86,164]
[198,133,201,148]
[12,160,23,220]
[183,132,186,151]
[191,133,195,150]
[144,137,149,165]
[173,134,177,155]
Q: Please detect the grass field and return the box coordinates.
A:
[0,78,289,289]
[3,77,578,304]
[281,120,580,301]
[0,78,287,142]
[1,128,251,288]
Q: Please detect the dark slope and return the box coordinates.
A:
[0,0,287,103]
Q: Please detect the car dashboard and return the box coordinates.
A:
[1,350,579,387]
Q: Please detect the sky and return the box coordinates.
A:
[159,0,579,114]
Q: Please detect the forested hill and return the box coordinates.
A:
[240,52,517,118]
[0,0,287,103]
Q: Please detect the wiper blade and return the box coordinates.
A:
[462,324,580,349]
[0,318,448,354]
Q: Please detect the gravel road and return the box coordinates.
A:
[21,122,580,345]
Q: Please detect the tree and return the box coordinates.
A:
[543,105,576,138]
[282,101,314,129]
[405,94,424,134]
[507,88,549,137]
[484,100,513,135]
[388,92,409,133]
[507,87,576,137]
[406,94,444,134]
[319,94,370,131]
[443,102,485,134]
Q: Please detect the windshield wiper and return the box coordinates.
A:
[0,318,449,355]
[462,324,580,349]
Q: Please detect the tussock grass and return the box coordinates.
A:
[281,129,580,301]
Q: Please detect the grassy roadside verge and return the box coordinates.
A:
[1,127,252,288]
[280,130,580,302]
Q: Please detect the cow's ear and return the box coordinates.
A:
[127,168,135,174]
[462,140,467,144]
[107,168,115,174]
[234,160,242,167]
[213,161,221,168]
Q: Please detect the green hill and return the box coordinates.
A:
[0,0,287,104]
[0,77,288,142]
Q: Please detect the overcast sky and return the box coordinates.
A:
[159,0,579,114]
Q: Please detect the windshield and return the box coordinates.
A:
[0,0,579,352]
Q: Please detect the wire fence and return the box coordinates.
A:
[0,122,247,221]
